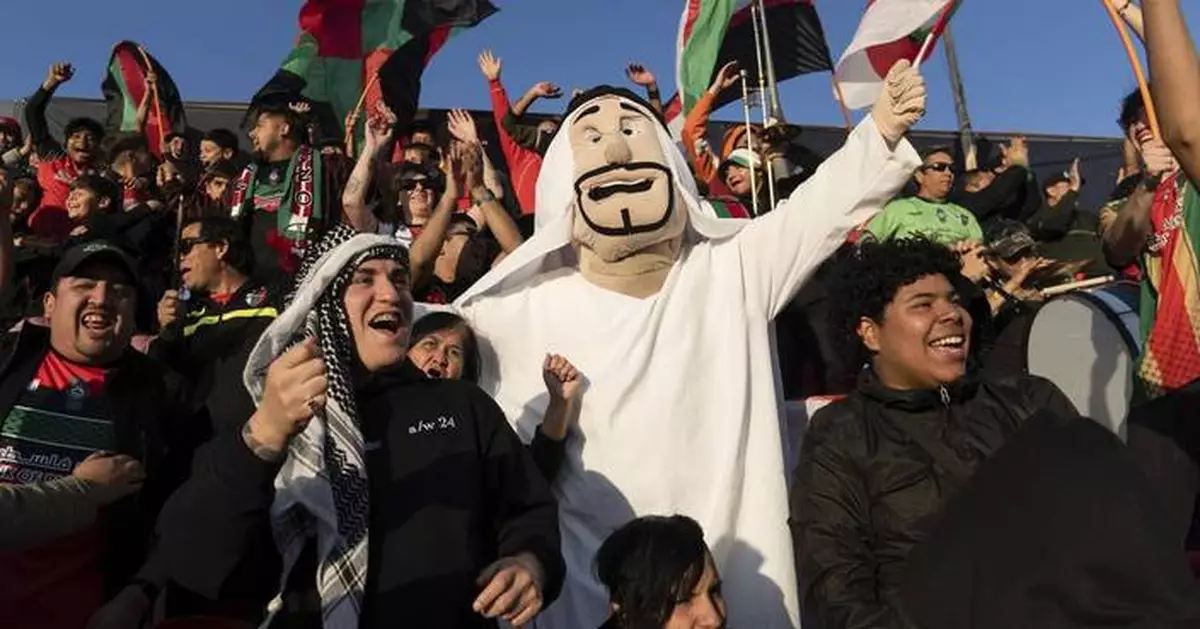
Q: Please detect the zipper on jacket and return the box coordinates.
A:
[939,385,951,407]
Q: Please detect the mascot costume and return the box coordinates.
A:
[444,60,926,628]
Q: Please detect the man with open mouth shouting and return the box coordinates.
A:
[431,59,927,629]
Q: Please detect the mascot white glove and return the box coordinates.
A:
[872,59,927,146]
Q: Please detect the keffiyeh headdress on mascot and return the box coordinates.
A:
[243,224,409,629]
[455,86,748,305]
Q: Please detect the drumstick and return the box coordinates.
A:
[1040,276,1116,298]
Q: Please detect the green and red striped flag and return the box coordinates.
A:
[669,0,832,137]
[834,0,961,110]
[251,0,498,145]
[102,41,187,157]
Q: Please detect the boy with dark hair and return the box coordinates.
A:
[24,63,106,213]
[792,237,1078,629]
[199,129,239,168]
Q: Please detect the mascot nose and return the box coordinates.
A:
[604,135,633,165]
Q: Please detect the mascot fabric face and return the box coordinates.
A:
[568,96,687,264]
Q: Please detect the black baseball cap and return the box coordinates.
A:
[51,240,138,286]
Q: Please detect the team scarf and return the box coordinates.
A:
[243,224,409,629]
[1136,171,1200,400]
[229,144,323,252]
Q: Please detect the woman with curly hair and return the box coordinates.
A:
[789,237,1079,629]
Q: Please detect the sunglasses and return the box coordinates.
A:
[921,162,953,173]
[178,237,215,256]
[400,178,430,191]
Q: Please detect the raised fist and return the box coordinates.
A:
[872,59,927,146]
[45,63,74,90]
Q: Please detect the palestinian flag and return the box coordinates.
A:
[834,0,960,110]
[250,0,497,145]
[670,0,832,136]
[102,41,187,157]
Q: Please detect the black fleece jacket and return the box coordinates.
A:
[154,360,564,628]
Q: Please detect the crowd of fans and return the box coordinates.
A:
[1,0,1199,627]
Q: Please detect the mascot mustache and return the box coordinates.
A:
[573,162,675,237]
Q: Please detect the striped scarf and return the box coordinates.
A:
[1136,172,1200,400]
[243,224,409,629]
[229,145,323,254]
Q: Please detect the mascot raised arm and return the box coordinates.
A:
[449,60,926,628]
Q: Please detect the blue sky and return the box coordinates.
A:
[2,0,1196,138]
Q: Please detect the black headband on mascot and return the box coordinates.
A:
[559,86,670,138]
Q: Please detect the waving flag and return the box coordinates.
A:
[102,41,187,157]
[834,0,960,110]
[670,0,832,137]
[250,0,498,143]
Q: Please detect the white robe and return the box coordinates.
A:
[451,115,919,629]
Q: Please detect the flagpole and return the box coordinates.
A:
[1100,0,1161,139]
[914,0,959,71]
[136,46,166,154]
[941,25,977,169]
[754,0,784,123]
[739,70,761,217]
[345,73,381,156]
[832,76,854,131]
[750,1,778,210]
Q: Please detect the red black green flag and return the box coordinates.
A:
[709,0,833,113]
[666,0,832,135]
[102,41,187,157]
[250,0,498,144]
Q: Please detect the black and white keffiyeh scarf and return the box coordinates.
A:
[243,223,409,629]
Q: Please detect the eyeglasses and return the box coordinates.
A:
[178,237,214,256]
[921,162,953,173]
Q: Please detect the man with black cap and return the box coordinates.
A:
[227,95,348,291]
[0,240,205,629]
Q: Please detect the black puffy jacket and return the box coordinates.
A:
[789,369,1078,629]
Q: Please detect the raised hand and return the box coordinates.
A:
[244,338,327,459]
[871,59,927,146]
[365,103,398,150]
[529,81,563,100]
[1001,136,1030,168]
[45,63,74,90]
[542,354,582,403]
[459,141,484,190]
[447,109,481,145]
[474,553,545,627]
[626,63,657,87]
[1068,158,1083,191]
[1140,136,1179,179]
[478,50,502,81]
[708,61,740,94]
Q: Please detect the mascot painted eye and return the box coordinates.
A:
[424,63,928,629]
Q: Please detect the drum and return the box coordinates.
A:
[1026,282,1141,440]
